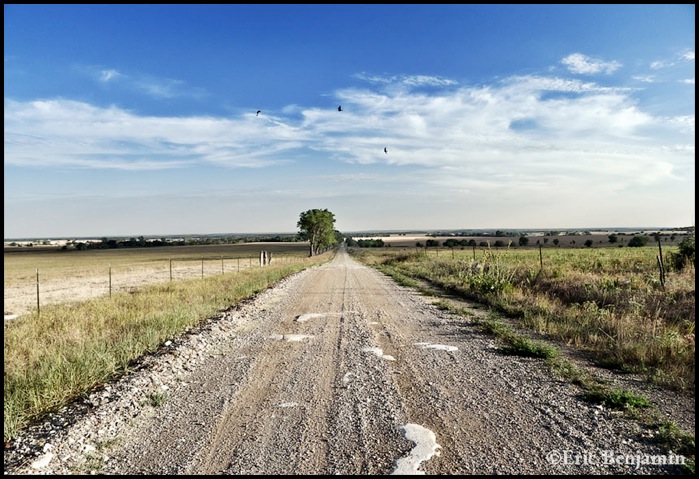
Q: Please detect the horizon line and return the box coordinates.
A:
[4,225,695,242]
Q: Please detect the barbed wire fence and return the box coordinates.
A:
[4,251,309,318]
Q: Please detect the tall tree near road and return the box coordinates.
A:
[297,208,337,256]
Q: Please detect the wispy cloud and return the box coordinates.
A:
[99,69,122,82]
[4,99,293,170]
[632,75,656,83]
[5,69,693,201]
[132,76,204,99]
[561,53,622,75]
[85,65,206,99]
[354,73,457,90]
[650,49,695,70]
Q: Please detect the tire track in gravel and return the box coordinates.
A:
[110,247,411,475]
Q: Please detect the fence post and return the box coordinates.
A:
[221,255,224,274]
[109,264,112,297]
[36,268,40,314]
[202,258,204,278]
[237,257,240,272]
[657,238,665,289]
[169,258,172,281]
[539,244,543,271]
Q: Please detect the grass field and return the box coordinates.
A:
[4,242,312,317]
[3,239,695,445]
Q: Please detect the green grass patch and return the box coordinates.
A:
[480,317,559,359]
[656,421,696,458]
[501,335,559,359]
[581,387,651,411]
[146,390,167,408]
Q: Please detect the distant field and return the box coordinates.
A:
[4,242,311,317]
[350,232,689,249]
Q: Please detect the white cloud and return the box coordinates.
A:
[85,65,206,99]
[650,60,671,70]
[4,99,298,170]
[99,69,122,82]
[561,53,622,75]
[650,49,695,70]
[132,77,195,99]
[632,75,656,83]
[5,69,693,213]
[354,73,457,90]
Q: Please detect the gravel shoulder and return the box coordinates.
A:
[3,248,695,475]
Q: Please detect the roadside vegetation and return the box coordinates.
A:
[350,238,696,472]
[350,237,695,392]
[4,251,333,442]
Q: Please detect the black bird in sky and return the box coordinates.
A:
[338,105,342,112]
[256,110,261,116]
[384,147,388,154]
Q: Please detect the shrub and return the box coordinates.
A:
[671,234,695,270]
[628,235,648,247]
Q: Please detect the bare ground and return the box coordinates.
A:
[4,261,262,318]
[3,247,695,474]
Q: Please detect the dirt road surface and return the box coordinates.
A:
[4,247,693,475]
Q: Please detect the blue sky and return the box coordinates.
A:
[4,4,696,238]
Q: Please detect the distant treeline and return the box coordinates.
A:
[345,238,385,248]
[56,235,301,251]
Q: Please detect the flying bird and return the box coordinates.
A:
[384,147,388,154]
[338,105,342,111]
[256,110,261,116]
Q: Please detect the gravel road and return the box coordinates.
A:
[4,247,694,475]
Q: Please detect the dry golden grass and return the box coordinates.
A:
[4,242,311,316]
[351,244,695,392]
[4,248,332,441]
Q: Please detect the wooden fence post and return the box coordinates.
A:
[109,264,112,297]
[169,258,172,281]
[36,268,40,314]
[657,238,665,289]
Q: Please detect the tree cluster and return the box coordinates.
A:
[297,208,342,256]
